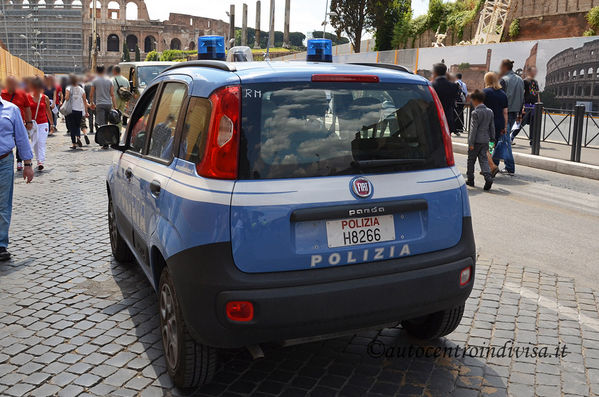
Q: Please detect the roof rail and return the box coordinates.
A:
[163,60,237,73]
[348,62,413,74]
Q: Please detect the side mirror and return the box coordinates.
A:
[95,124,123,150]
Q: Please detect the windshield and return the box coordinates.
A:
[239,82,447,179]
[137,66,170,89]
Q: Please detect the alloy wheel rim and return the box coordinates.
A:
[160,283,178,369]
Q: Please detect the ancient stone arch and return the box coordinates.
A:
[107,33,120,52]
[170,38,181,50]
[144,35,156,53]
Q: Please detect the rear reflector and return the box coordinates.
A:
[428,86,455,167]
[312,74,379,83]
[226,301,254,322]
[460,266,472,286]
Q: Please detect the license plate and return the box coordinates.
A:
[326,215,395,248]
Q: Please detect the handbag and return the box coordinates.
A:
[493,133,510,160]
[28,97,41,140]
[59,87,73,116]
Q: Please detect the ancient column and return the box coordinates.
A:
[229,4,235,48]
[268,0,275,48]
[283,0,290,48]
[254,1,261,49]
[241,3,248,46]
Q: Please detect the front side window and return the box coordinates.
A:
[239,82,445,179]
[137,66,170,89]
[147,82,187,161]
[128,86,157,154]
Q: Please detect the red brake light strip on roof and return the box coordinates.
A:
[311,74,380,83]
[428,85,455,167]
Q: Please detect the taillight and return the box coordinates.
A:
[312,74,379,83]
[196,85,241,179]
[428,86,455,167]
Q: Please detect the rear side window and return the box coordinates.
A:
[239,82,446,179]
[179,97,211,163]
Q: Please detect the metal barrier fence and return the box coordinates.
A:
[456,102,599,162]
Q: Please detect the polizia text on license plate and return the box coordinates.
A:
[326,215,396,248]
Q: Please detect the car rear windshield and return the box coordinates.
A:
[239,82,447,180]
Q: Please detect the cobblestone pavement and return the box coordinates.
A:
[1,129,599,397]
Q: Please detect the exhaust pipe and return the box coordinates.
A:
[247,344,264,360]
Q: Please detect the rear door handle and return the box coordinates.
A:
[150,180,161,197]
[124,168,133,179]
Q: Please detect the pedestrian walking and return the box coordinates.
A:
[30,77,54,171]
[455,73,468,134]
[1,76,34,171]
[466,90,495,191]
[44,75,59,131]
[83,74,95,135]
[432,63,460,137]
[112,65,131,129]
[483,72,508,177]
[90,65,116,128]
[497,59,522,175]
[511,66,540,145]
[64,75,90,150]
[0,90,35,261]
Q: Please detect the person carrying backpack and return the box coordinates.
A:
[112,65,131,129]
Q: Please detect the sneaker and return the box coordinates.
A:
[16,162,23,171]
[38,163,44,171]
[491,168,500,178]
[484,180,493,191]
[0,247,10,261]
[466,180,475,187]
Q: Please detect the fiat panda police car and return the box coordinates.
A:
[96,37,475,389]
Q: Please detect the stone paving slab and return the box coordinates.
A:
[1,129,598,396]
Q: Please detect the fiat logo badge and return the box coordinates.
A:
[350,177,373,199]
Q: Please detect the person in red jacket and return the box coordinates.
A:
[30,77,55,171]
[0,76,34,171]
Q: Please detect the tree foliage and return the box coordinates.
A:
[311,31,350,45]
[508,18,520,39]
[370,0,411,51]
[390,0,484,47]
[234,27,306,49]
[145,50,159,61]
[330,0,369,53]
[587,6,599,31]
[122,42,130,62]
[134,45,141,62]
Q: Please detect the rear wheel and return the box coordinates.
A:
[159,267,217,389]
[401,304,465,340]
[108,196,134,263]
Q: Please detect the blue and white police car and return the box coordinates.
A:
[96,37,475,389]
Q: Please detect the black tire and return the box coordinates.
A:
[108,196,134,263]
[159,267,217,389]
[401,304,465,340]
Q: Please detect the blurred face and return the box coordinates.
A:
[499,65,509,76]
[5,77,18,92]
[528,67,537,79]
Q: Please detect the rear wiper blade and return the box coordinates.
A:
[352,159,427,168]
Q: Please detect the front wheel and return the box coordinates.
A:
[159,267,217,389]
[401,304,465,340]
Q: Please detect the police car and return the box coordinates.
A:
[96,37,475,389]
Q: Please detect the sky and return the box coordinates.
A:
[143,0,430,38]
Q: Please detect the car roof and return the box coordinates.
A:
[158,61,429,97]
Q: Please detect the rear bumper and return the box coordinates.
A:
[167,217,475,348]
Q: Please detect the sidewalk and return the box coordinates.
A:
[452,135,599,166]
